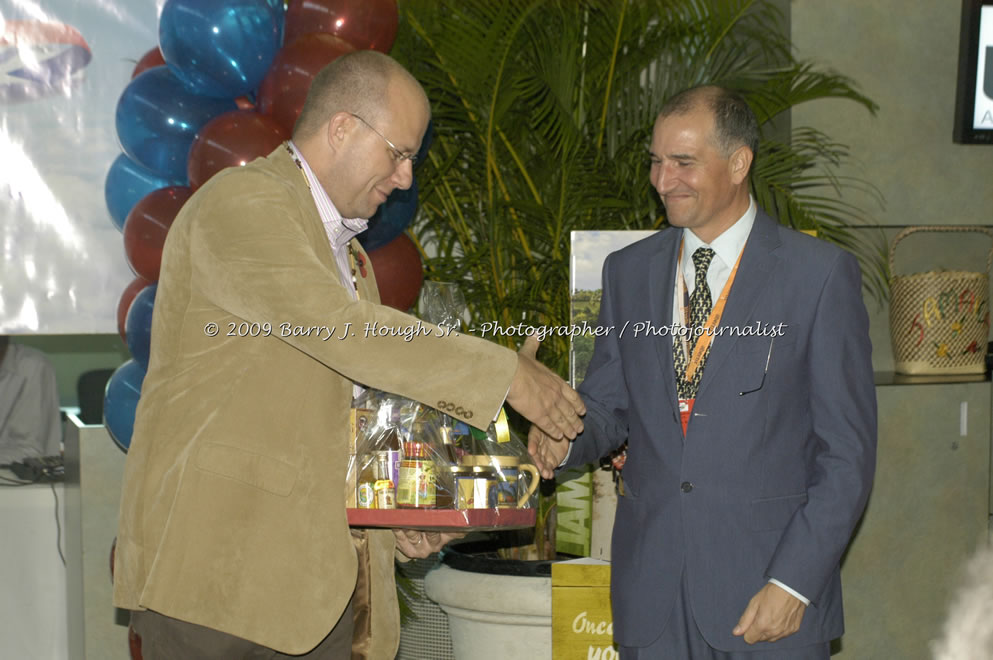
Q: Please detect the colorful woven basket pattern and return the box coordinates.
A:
[889,226,992,375]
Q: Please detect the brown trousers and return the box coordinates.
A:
[130,597,354,660]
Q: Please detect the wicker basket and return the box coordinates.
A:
[889,226,993,375]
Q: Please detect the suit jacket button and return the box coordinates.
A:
[680,481,693,493]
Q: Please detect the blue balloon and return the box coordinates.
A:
[359,177,419,252]
[125,284,157,371]
[103,359,146,453]
[159,0,281,98]
[265,0,285,45]
[105,153,185,232]
[116,66,237,181]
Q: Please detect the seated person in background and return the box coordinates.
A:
[0,336,62,466]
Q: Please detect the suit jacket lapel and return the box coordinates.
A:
[270,146,381,301]
[694,210,782,401]
[270,146,333,265]
[650,229,682,421]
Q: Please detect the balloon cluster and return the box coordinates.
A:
[103,0,426,452]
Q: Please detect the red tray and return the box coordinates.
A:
[347,507,536,532]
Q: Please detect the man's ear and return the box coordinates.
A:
[325,112,354,154]
[729,145,753,185]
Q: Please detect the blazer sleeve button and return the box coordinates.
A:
[680,481,693,493]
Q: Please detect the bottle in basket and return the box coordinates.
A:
[356,454,377,509]
[374,480,395,509]
[396,441,436,508]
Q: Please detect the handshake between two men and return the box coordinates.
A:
[512,335,584,481]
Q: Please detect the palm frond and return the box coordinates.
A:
[395,0,887,375]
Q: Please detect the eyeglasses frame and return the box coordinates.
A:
[348,113,418,165]
[738,335,775,396]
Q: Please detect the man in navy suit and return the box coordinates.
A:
[530,86,876,658]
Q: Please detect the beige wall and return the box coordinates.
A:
[792,0,992,227]
[792,1,993,372]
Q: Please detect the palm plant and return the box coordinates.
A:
[392,0,886,382]
[391,1,887,565]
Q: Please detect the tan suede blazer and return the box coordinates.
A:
[113,146,518,656]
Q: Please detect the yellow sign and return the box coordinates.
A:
[551,559,616,659]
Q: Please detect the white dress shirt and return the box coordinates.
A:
[286,141,368,298]
[287,141,370,397]
[672,197,756,326]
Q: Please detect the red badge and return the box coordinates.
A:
[678,398,695,435]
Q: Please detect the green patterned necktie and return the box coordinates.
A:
[673,247,715,399]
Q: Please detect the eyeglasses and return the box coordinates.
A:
[349,113,418,165]
[739,336,774,396]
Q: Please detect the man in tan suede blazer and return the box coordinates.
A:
[113,51,585,659]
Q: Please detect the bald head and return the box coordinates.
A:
[292,51,430,220]
[293,51,429,141]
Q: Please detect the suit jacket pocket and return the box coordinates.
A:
[749,492,807,531]
[195,442,298,497]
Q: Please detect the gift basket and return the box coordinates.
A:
[345,393,539,530]
[344,282,539,531]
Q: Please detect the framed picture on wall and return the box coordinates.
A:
[954,0,993,144]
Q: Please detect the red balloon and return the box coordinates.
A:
[132,47,165,79]
[117,276,152,342]
[188,110,288,190]
[257,33,355,135]
[235,96,256,110]
[284,0,398,53]
[123,186,193,282]
[366,233,424,311]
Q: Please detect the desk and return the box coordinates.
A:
[64,416,130,660]
[0,472,69,659]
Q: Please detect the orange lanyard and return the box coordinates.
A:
[675,240,745,382]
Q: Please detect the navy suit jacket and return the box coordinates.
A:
[563,210,877,651]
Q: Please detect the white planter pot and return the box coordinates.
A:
[424,563,551,660]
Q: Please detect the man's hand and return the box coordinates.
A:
[393,529,465,559]
[506,336,585,440]
[732,582,807,644]
[528,425,570,479]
